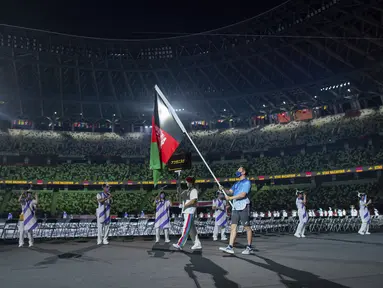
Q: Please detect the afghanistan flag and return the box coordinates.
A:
[150,91,184,185]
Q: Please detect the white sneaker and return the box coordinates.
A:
[103,240,109,245]
[191,243,202,250]
[165,239,171,243]
[213,237,218,241]
[221,237,228,241]
[301,234,306,238]
[155,239,160,243]
[29,243,33,247]
[172,243,182,250]
[241,247,254,255]
[365,232,371,235]
[358,231,365,235]
[219,246,234,254]
[294,233,301,238]
[97,241,102,245]
[18,244,23,248]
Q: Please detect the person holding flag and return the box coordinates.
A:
[172,176,202,250]
[96,183,112,245]
[154,189,171,243]
[212,191,228,241]
[150,85,231,250]
[219,166,254,255]
[18,187,38,248]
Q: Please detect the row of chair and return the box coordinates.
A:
[1,216,382,240]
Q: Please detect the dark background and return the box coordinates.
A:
[0,0,287,39]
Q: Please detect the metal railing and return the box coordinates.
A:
[1,215,382,240]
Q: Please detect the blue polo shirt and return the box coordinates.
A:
[231,178,251,210]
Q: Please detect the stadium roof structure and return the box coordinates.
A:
[0,0,382,125]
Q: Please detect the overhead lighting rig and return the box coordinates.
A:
[320,82,351,91]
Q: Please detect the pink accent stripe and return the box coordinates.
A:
[178,214,191,246]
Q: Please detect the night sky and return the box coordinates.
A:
[1,0,287,39]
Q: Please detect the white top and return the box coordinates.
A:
[212,199,227,218]
[296,198,306,214]
[181,188,198,214]
[96,192,112,207]
[21,199,37,211]
[359,196,368,215]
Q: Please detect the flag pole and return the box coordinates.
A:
[154,85,233,207]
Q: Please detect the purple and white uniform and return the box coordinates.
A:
[19,197,38,247]
[155,199,171,229]
[21,198,38,232]
[212,198,227,241]
[359,195,370,224]
[358,194,371,235]
[296,197,308,224]
[294,195,307,238]
[96,192,111,244]
[213,199,227,227]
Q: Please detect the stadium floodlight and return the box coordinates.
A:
[283,101,286,104]
[113,114,116,117]
[347,89,351,92]
[54,111,57,114]
[314,96,317,98]
[263,104,266,107]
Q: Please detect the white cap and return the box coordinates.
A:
[296,189,303,195]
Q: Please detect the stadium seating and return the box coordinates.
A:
[0,108,382,218]
[1,108,383,157]
[0,146,382,181]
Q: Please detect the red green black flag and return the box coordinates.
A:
[150,91,184,185]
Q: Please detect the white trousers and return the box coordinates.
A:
[295,213,306,236]
[358,220,370,234]
[213,224,226,239]
[97,218,110,243]
[177,213,200,247]
[155,228,170,242]
[18,221,33,246]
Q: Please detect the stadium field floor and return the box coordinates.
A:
[1,233,383,288]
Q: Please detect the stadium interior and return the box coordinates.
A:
[0,0,383,219]
[2,2,383,287]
